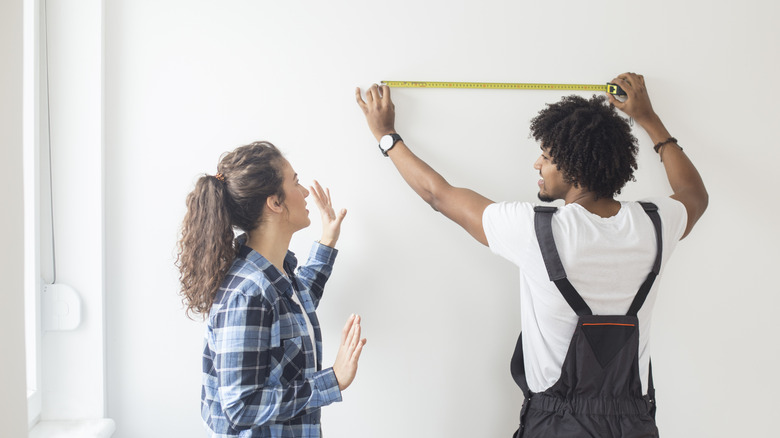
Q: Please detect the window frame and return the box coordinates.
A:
[23,0,44,427]
[24,0,110,428]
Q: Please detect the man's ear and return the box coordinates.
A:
[266,195,284,214]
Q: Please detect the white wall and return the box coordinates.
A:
[0,0,30,435]
[104,1,780,437]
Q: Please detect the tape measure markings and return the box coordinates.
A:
[381,81,625,95]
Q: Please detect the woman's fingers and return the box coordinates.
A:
[332,314,367,390]
[349,316,361,348]
[341,313,356,343]
[310,180,327,204]
[351,338,367,362]
[311,180,340,220]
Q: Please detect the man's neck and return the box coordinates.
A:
[564,191,621,218]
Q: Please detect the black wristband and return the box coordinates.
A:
[653,137,679,153]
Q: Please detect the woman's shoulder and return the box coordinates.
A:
[220,258,279,302]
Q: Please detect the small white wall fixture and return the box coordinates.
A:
[42,284,81,331]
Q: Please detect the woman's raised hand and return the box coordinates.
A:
[310,180,347,248]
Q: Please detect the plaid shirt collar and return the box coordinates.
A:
[235,234,299,297]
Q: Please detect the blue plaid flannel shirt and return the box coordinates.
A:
[201,238,342,437]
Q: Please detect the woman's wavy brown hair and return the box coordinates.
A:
[176,141,285,319]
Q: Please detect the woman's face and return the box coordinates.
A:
[277,158,311,231]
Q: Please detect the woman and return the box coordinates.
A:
[177,141,366,437]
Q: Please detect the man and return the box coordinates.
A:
[355,73,707,437]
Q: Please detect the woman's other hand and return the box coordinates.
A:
[332,314,367,391]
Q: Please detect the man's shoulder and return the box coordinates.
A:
[637,196,685,209]
[482,201,543,256]
[484,200,538,219]
[635,196,687,222]
[635,197,688,242]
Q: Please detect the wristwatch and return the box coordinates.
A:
[378,133,402,157]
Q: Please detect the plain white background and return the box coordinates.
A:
[98,0,777,437]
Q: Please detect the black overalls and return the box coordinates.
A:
[511,203,663,438]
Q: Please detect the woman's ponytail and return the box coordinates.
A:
[176,141,284,318]
[177,175,236,319]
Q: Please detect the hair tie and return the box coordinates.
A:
[215,173,226,183]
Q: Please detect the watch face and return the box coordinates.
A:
[380,134,394,151]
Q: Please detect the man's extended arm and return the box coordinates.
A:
[609,73,708,239]
[356,84,493,246]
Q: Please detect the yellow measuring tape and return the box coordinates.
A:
[381,81,626,96]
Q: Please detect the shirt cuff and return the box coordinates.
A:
[313,367,343,405]
[310,241,338,265]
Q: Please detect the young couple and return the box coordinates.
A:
[178,72,707,438]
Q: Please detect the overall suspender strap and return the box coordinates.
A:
[648,359,657,418]
[626,202,663,316]
[534,203,663,317]
[510,332,530,395]
[534,206,593,316]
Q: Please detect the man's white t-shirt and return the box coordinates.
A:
[483,197,687,394]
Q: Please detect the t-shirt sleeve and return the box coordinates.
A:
[482,201,536,266]
[640,197,688,272]
[642,196,688,243]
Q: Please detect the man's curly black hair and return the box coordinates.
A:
[530,94,638,200]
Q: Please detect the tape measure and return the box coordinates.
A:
[381,81,626,96]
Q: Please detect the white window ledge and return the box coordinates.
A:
[29,419,116,438]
